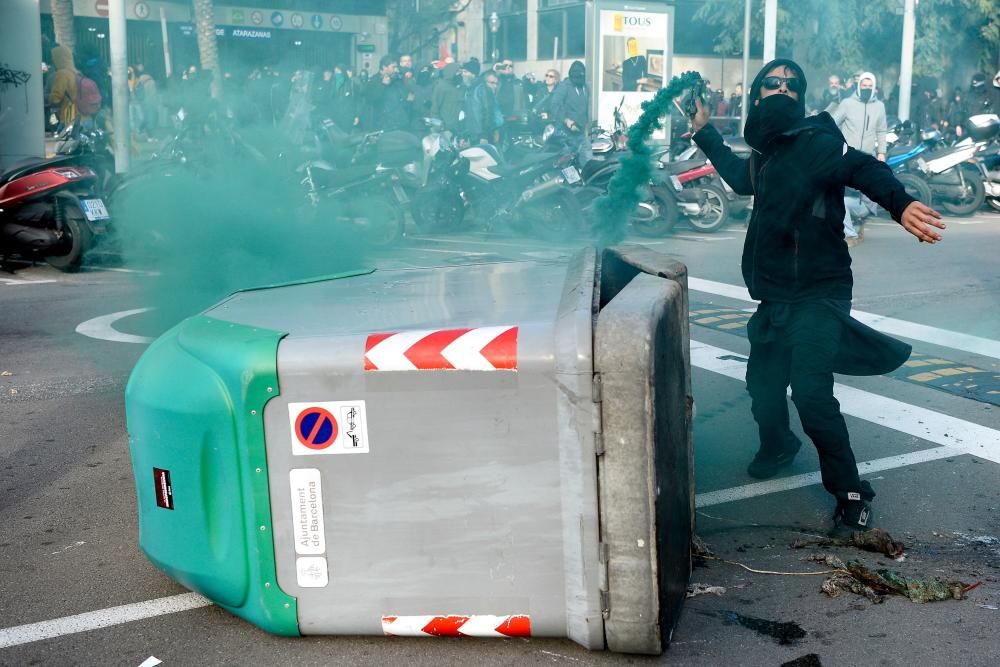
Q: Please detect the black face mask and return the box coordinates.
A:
[859,89,873,103]
[570,73,585,86]
[744,93,804,154]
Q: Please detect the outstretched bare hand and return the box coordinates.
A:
[900,201,945,244]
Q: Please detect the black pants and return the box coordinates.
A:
[746,300,862,499]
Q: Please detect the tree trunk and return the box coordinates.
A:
[192,0,221,97]
[51,0,76,57]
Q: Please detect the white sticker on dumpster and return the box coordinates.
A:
[289,468,326,555]
[288,401,369,456]
[296,556,329,588]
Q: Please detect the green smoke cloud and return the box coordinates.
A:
[593,71,704,246]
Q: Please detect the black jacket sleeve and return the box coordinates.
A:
[693,123,754,195]
[806,131,917,222]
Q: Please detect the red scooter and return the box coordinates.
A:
[0,155,110,271]
[656,134,754,233]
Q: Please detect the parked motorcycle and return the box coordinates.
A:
[406,119,469,233]
[299,129,416,246]
[886,115,997,215]
[0,151,111,271]
[962,114,1000,212]
[457,131,583,241]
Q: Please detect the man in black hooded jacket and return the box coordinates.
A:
[690,59,945,536]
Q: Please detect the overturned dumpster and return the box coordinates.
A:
[125,246,693,654]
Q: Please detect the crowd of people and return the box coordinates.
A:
[232,53,596,162]
[696,68,1000,141]
[44,46,599,158]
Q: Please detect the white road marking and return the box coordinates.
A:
[99,267,160,275]
[413,247,485,255]
[75,308,154,344]
[672,234,736,242]
[690,340,1000,507]
[0,277,58,286]
[689,276,1000,361]
[697,447,960,508]
[0,593,210,649]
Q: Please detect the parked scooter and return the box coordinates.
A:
[53,122,116,196]
[0,152,111,271]
[887,115,997,215]
[660,134,754,233]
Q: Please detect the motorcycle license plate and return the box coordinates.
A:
[81,198,110,222]
[561,166,581,184]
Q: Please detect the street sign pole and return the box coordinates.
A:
[108,0,130,173]
[740,0,751,133]
[763,0,777,63]
[898,0,916,121]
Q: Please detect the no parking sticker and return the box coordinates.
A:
[288,401,369,455]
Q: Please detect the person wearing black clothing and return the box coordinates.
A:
[549,61,592,164]
[366,55,409,131]
[820,74,844,110]
[690,59,945,536]
[330,65,359,132]
[531,69,561,129]
[464,70,502,145]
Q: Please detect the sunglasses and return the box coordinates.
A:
[545,74,556,78]
[761,75,803,93]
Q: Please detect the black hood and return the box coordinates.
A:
[568,60,586,84]
[748,58,808,117]
[743,58,811,153]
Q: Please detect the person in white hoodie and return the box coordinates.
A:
[832,72,887,244]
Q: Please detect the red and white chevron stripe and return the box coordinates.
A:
[364,326,518,372]
[381,614,531,638]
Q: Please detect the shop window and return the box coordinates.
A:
[537,2,585,60]
[484,0,527,62]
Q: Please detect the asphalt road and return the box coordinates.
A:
[2,210,999,666]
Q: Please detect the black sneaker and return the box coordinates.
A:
[746,443,801,479]
[830,482,876,538]
[830,499,874,538]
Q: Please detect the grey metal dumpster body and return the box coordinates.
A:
[125,247,693,653]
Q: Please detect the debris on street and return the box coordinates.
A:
[819,559,979,603]
[686,583,727,598]
[790,528,905,558]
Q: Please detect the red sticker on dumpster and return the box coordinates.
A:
[153,467,173,510]
[294,407,339,450]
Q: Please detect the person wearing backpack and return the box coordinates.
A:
[48,45,78,128]
[71,60,104,128]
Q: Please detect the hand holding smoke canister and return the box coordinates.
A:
[681,77,706,118]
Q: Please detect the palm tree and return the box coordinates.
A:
[192,0,221,97]
[51,0,76,56]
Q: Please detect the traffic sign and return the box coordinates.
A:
[294,407,338,450]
